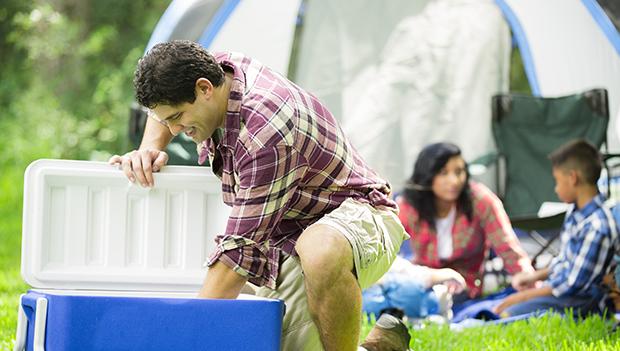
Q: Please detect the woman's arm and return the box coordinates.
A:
[475,183,534,274]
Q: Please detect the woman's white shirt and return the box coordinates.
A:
[436,205,456,260]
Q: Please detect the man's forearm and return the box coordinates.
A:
[139,116,174,150]
[198,260,248,299]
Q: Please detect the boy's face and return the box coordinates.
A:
[552,167,577,203]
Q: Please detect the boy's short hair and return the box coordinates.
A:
[548,139,602,185]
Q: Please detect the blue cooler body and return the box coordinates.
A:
[19,290,283,351]
[15,160,284,351]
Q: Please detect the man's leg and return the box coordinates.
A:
[296,224,361,351]
[255,255,322,351]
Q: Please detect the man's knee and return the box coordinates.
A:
[296,225,354,278]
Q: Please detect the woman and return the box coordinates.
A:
[397,142,533,300]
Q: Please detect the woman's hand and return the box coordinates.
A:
[431,268,466,294]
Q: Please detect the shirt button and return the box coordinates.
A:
[475,279,481,287]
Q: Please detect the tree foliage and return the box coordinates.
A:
[0,0,169,169]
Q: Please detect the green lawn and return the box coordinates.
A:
[405,314,619,350]
[1,167,29,351]
[1,166,620,350]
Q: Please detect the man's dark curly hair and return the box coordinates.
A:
[134,40,225,108]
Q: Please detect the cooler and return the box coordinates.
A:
[14,159,284,351]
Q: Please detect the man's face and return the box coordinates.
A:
[150,80,225,144]
[552,167,577,203]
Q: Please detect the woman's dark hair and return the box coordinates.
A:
[134,40,225,108]
[403,142,472,227]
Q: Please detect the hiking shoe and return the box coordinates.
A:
[360,313,412,351]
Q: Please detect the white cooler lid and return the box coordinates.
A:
[22,159,231,292]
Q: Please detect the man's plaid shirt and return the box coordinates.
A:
[200,52,396,289]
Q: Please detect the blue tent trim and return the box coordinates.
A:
[145,0,202,52]
[198,0,241,48]
[581,0,620,56]
[494,0,541,96]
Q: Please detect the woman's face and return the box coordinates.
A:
[431,156,467,204]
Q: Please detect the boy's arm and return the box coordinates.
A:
[493,285,553,315]
[547,217,613,297]
[512,267,550,290]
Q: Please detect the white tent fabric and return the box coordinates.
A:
[207,0,302,76]
[295,0,510,190]
[146,0,222,51]
[293,0,432,124]
[497,0,620,149]
[145,0,620,190]
[147,0,302,76]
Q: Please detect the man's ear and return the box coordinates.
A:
[195,78,214,97]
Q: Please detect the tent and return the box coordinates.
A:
[144,0,620,190]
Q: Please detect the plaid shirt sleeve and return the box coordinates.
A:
[547,214,613,297]
[473,182,534,274]
[207,144,308,288]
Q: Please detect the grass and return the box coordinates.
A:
[1,167,29,351]
[403,314,620,350]
[1,165,620,350]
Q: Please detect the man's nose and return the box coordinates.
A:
[168,123,184,136]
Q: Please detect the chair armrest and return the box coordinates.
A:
[603,153,620,162]
[510,211,565,231]
[468,151,499,176]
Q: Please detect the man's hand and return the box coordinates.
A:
[108,149,168,187]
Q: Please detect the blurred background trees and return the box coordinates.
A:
[0,5,168,342]
[0,0,168,168]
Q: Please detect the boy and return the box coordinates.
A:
[493,139,616,317]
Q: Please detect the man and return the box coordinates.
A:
[109,40,410,351]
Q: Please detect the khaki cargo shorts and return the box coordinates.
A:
[255,198,408,351]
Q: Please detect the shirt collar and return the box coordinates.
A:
[198,59,246,165]
[568,192,606,223]
[219,59,246,151]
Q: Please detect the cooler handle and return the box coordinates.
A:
[13,294,27,351]
[16,295,48,351]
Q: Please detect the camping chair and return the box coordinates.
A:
[473,88,613,268]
